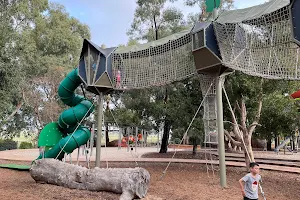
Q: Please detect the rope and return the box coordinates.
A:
[80,84,86,98]
[159,79,214,180]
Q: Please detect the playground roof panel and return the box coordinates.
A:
[216,0,290,24]
[80,39,116,58]
[191,22,211,34]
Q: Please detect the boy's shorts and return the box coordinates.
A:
[244,197,258,200]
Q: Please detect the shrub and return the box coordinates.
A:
[0,139,18,151]
[19,142,33,149]
[174,138,181,144]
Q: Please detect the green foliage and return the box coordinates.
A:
[127,0,189,41]
[19,142,33,149]
[256,81,300,139]
[0,0,91,137]
[0,139,18,151]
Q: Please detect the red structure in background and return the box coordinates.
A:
[120,134,143,147]
[291,90,300,99]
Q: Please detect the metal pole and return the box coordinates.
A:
[127,127,130,152]
[216,76,227,188]
[142,129,144,147]
[95,93,104,168]
[90,124,95,156]
[135,127,138,152]
[118,128,122,150]
[157,131,159,151]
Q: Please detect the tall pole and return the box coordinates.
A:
[95,93,104,168]
[127,127,130,152]
[157,131,159,151]
[212,4,226,188]
[216,76,226,188]
[135,127,138,152]
[118,128,122,150]
[90,123,95,156]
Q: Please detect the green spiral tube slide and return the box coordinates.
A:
[36,68,94,160]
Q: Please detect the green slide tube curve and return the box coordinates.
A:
[37,68,94,160]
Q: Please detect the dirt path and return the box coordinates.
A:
[0,160,299,200]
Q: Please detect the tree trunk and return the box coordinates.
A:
[267,138,272,151]
[144,132,148,147]
[244,134,255,171]
[30,159,150,200]
[105,124,109,146]
[159,120,171,153]
[275,136,279,148]
[192,139,197,155]
[153,15,158,40]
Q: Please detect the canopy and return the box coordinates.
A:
[216,0,290,24]
[114,28,192,53]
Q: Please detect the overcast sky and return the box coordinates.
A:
[50,0,267,47]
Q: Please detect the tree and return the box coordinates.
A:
[222,72,291,168]
[127,0,187,42]
[0,1,90,137]
[126,0,190,153]
[0,0,49,135]
[168,77,205,154]
[256,81,300,150]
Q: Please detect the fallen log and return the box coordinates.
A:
[30,159,150,200]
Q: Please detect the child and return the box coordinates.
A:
[239,162,262,200]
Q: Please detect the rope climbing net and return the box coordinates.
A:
[111,30,196,90]
[214,4,300,80]
[199,74,220,144]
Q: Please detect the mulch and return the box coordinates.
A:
[0,159,299,200]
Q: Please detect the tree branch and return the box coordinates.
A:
[235,100,241,113]
[248,123,261,131]
[240,97,247,129]
[224,121,244,132]
[224,130,242,147]
[248,78,264,136]
[3,102,23,122]
[2,91,26,122]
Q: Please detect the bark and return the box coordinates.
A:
[30,159,150,200]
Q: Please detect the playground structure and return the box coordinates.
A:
[37,69,94,160]
[23,0,300,197]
